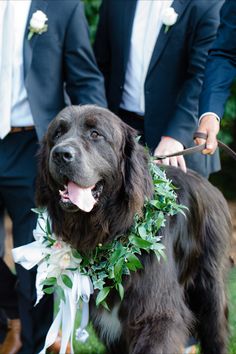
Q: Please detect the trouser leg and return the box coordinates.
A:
[0,131,53,353]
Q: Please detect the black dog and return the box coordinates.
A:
[36,105,231,354]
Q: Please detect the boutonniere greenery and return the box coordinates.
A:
[33,162,185,309]
[162,7,178,33]
[28,10,48,40]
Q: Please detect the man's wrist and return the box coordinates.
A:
[199,112,221,125]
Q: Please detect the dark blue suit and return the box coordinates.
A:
[94,0,223,177]
[0,1,106,352]
[200,0,236,118]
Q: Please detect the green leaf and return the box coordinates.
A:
[65,267,78,271]
[129,236,153,249]
[138,225,147,239]
[43,286,55,294]
[72,249,82,259]
[31,207,45,215]
[155,212,165,229]
[117,283,124,300]
[157,248,167,261]
[46,235,55,245]
[28,31,34,40]
[109,244,125,265]
[46,217,51,235]
[126,253,143,269]
[114,258,124,282]
[93,278,105,290]
[41,277,57,286]
[126,262,137,271]
[108,266,115,279]
[61,274,73,289]
[101,300,110,311]
[96,287,111,306]
[149,200,161,209]
[56,286,66,302]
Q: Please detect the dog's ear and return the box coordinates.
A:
[121,124,153,214]
[35,135,53,207]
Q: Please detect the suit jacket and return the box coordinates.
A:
[23,0,107,140]
[94,0,223,177]
[200,0,236,119]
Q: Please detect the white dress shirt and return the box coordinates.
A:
[10,0,34,127]
[120,0,173,115]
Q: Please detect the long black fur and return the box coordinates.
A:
[36,105,231,354]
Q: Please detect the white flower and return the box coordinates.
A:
[162,7,178,33]
[30,10,47,30]
[28,10,48,40]
[60,254,71,269]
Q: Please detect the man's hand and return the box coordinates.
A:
[154,136,186,172]
[195,114,220,154]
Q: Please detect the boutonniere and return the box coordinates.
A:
[162,7,178,33]
[28,10,48,40]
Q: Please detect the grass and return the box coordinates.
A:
[72,267,236,354]
[73,322,105,354]
[229,267,236,354]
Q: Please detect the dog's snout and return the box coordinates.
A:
[52,146,75,165]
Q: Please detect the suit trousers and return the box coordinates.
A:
[0,258,18,319]
[0,200,5,258]
[0,130,53,353]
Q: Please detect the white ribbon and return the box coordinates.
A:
[12,210,94,354]
[12,241,45,270]
[39,273,93,354]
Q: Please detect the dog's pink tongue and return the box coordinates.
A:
[67,181,96,212]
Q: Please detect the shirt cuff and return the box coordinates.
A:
[199,112,221,125]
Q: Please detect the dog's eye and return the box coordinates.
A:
[54,129,63,140]
[52,120,70,142]
[90,131,100,139]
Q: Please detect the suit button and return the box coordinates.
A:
[146,90,150,94]
[119,85,123,90]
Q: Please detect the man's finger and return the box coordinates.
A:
[194,137,206,146]
[161,157,170,166]
[154,159,162,164]
[177,156,187,173]
[202,148,213,155]
[206,131,218,152]
[169,157,178,168]
[206,131,215,149]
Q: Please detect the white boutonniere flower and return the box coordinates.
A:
[162,7,178,33]
[28,10,48,40]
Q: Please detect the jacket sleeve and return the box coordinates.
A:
[63,1,107,107]
[93,0,110,91]
[199,0,236,119]
[164,2,222,147]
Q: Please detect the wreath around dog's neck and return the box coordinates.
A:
[35,162,184,309]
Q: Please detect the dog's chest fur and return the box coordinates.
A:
[93,304,122,344]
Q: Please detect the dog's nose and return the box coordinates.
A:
[52,146,75,164]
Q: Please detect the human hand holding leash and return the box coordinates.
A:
[154,136,187,172]
[195,114,220,154]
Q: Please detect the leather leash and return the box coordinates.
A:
[155,132,236,161]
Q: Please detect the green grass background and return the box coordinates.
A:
[229,267,236,354]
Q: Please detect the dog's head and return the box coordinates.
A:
[36,105,153,249]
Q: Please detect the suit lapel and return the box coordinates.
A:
[121,0,137,73]
[23,0,48,81]
[146,0,190,79]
